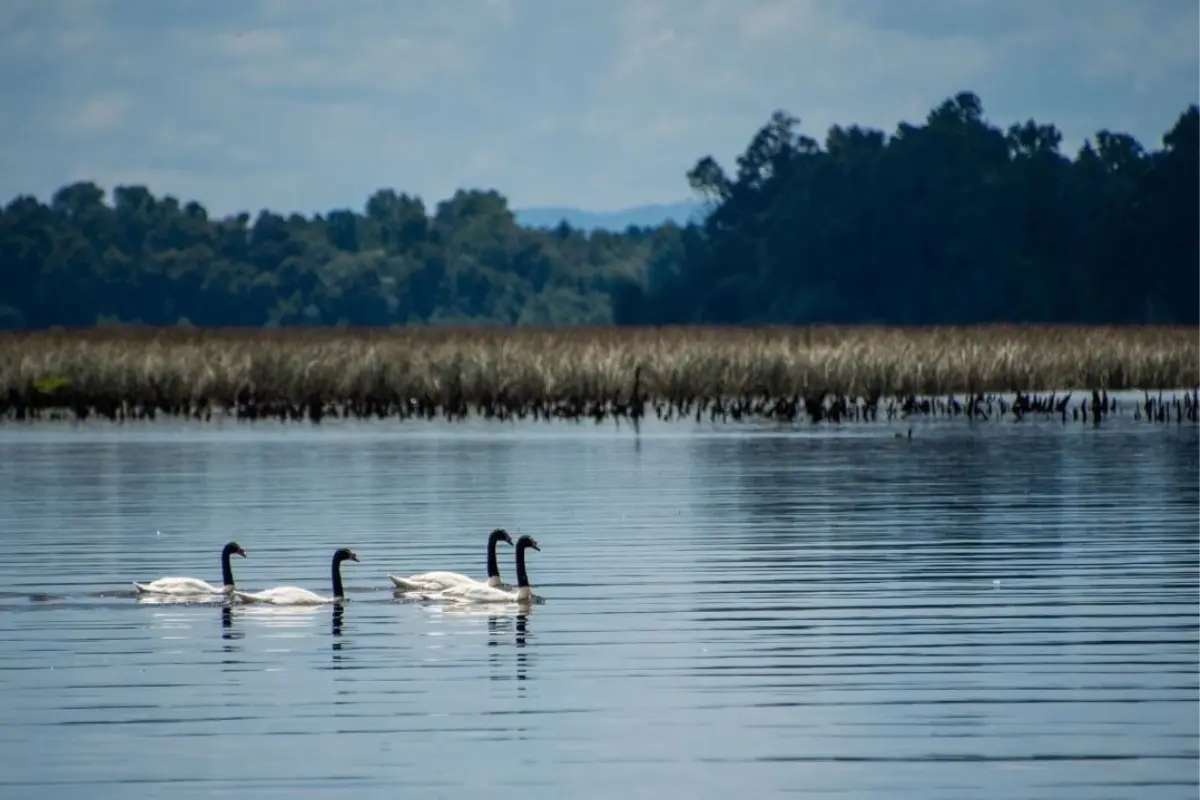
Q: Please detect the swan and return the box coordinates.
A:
[416,535,542,604]
[388,528,514,591]
[132,541,247,596]
[232,548,358,606]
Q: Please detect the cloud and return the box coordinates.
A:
[65,92,131,135]
[200,24,472,94]
[0,0,1193,218]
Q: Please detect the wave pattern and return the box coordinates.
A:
[0,415,1196,799]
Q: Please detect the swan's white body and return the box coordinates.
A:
[388,571,507,592]
[232,586,337,606]
[419,534,544,604]
[389,530,515,592]
[233,547,358,606]
[418,583,537,604]
[133,577,231,596]
[133,542,246,597]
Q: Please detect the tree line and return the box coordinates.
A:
[1,90,1196,330]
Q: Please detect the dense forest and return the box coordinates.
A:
[1,91,1196,330]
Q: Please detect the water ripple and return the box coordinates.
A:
[0,415,1195,799]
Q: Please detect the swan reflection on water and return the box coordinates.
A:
[231,603,328,620]
[219,605,244,666]
[331,603,349,666]
[227,602,327,651]
[135,592,226,606]
[217,601,348,667]
[133,593,226,642]
[515,613,530,684]
[481,607,534,685]
[220,605,243,642]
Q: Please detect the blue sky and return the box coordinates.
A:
[1,0,1196,218]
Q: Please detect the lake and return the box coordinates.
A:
[0,413,1196,799]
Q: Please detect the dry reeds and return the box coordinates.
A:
[0,325,1196,425]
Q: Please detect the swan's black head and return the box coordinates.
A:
[223,541,247,558]
[334,548,359,564]
[489,528,515,546]
[516,535,540,552]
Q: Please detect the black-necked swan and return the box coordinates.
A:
[133,541,247,596]
[417,535,543,604]
[388,528,514,591]
[232,548,359,605]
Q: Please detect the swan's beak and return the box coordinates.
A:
[530,541,541,551]
[237,549,247,557]
[349,552,359,562]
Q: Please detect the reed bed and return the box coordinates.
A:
[0,325,1196,425]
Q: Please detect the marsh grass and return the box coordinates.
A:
[0,325,1196,423]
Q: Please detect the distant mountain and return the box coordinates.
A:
[513,201,707,231]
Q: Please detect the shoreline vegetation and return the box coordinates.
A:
[2,92,1196,430]
[2,326,1197,426]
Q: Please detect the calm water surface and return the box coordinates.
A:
[0,413,1196,799]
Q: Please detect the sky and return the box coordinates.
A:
[0,0,1196,219]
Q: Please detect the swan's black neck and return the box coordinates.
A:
[515,543,531,588]
[331,556,345,598]
[221,550,235,587]
[486,533,502,578]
